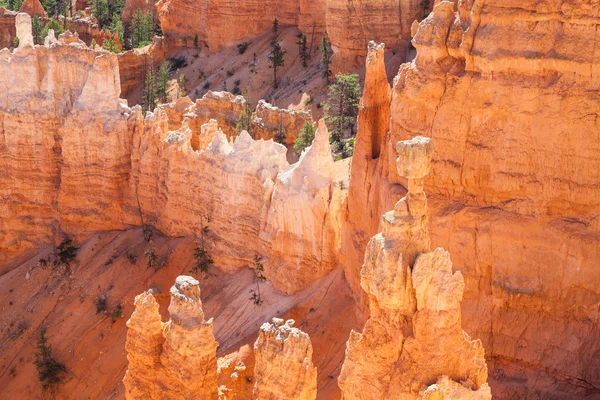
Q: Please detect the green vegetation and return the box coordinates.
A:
[268,19,286,89]
[40,19,65,42]
[32,17,43,45]
[102,37,119,52]
[130,8,154,48]
[235,88,253,135]
[190,214,214,275]
[321,33,333,82]
[12,36,18,48]
[296,33,309,68]
[274,122,286,144]
[178,72,186,97]
[109,13,124,46]
[142,59,157,114]
[54,239,78,268]
[4,0,23,11]
[95,295,107,313]
[144,248,157,269]
[324,73,361,159]
[34,328,67,390]
[250,256,266,305]
[294,121,316,153]
[156,60,170,103]
[237,41,250,55]
[193,33,198,48]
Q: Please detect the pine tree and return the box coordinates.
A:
[235,88,253,135]
[32,16,43,45]
[109,13,124,45]
[268,33,286,89]
[178,73,186,97]
[321,32,333,82]
[34,327,66,389]
[296,33,309,67]
[142,59,157,115]
[131,9,153,48]
[89,0,108,28]
[156,60,170,103]
[324,73,361,153]
[272,18,279,34]
[193,33,198,48]
[294,121,316,153]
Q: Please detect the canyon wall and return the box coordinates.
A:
[343,1,600,398]
[0,31,340,294]
[148,0,429,69]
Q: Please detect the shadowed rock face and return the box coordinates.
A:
[124,276,219,399]
[253,318,317,400]
[343,1,600,398]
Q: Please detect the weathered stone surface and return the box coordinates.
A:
[15,13,33,49]
[253,318,317,400]
[0,8,16,49]
[252,100,311,146]
[259,119,342,294]
[344,1,600,398]
[124,276,219,399]
[338,138,490,399]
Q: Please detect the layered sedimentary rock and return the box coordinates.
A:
[260,120,342,293]
[124,276,219,399]
[253,318,317,400]
[339,136,490,399]
[0,8,16,48]
[18,0,47,18]
[253,100,311,146]
[344,1,600,398]
[0,22,340,294]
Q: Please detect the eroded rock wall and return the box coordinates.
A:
[343,1,600,398]
[0,32,340,294]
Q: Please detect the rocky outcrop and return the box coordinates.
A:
[0,8,16,48]
[18,0,47,18]
[15,13,33,49]
[252,100,311,146]
[338,136,490,399]
[260,119,342,294]
[253,318,317,400]
[124,276,219,399]
[344,1,600,398]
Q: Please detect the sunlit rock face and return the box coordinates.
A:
[0,20,341,296]
[253,318,317,400]
[124,276,219,399]
[338,136,491,400]
[343,1,600,398]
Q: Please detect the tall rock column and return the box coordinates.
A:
[123,276,219,399]
[15,12,33,49]
[253,318,317,400]
[338,137,491,399]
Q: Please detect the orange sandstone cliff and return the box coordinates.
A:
[343,1,600,398]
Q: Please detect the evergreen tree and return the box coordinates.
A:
[178,73,186,97]
[268,31,286,89]
[156,60,170,103]
[34,327,66,389]
[272,18,278,34]
[193,33,198,48]
[89,0,108,28]
[235,88,253,135]
[142,59,157,115]
[109,13,124,45]
[102,38,119,52]
[274,121,286,144]
[294,121,316,153]
[296,33,309,67]
[40,18,65,41]
[131,9,153,48]
[32,16,43,45]
[321,32,333,82]
[41,0,57,16]
[324,73,361,154]
[7,0,23,11]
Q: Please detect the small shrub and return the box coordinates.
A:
[237,41,250,55]
[144,249,158,269]
[110,304,123,323]
[203,81,211,90]
[250,255,266,305]
[95,295,107,313]
[127,253,137,265]
[54,239,78,268]
[143,225,153,243]
[338,180,347,190]
[34,327,66,390]
[13,36,19,48]
[193,33,198,48]
[226,70,234,77]
[169,56,187,71]
[304,96,313,105]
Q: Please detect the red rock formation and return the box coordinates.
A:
[253,318,317,400]
[253,100,311,146]
[344,1,600,398]
[0,8,16,49]
[124,276,219,399]
[18,0,47,18]
[338,136,491,399]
